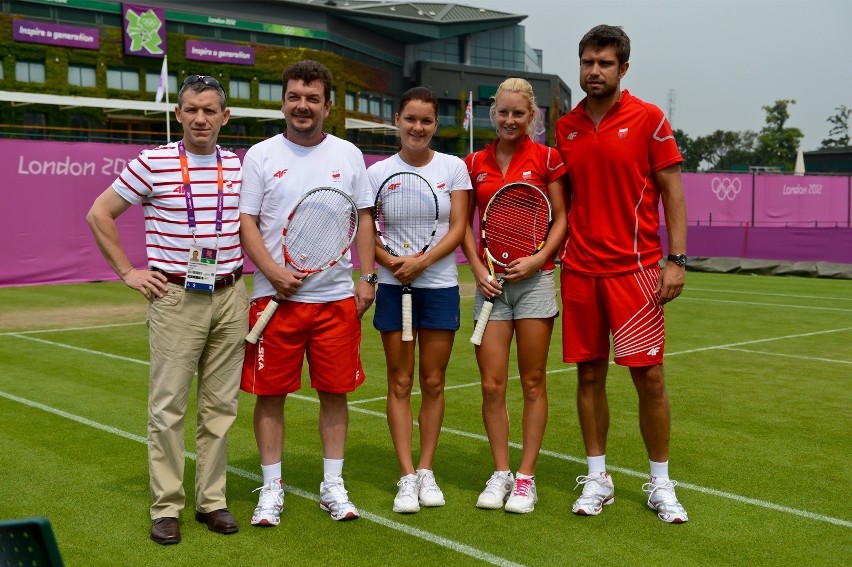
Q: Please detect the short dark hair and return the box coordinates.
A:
[398,86,438,117]
[579,25,631,65]
[282,60,333,102]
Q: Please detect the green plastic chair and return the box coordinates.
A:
[0,516,64,566]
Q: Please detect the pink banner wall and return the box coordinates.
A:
[2,139,150,286]
[661,226,852,264]
[754,175,849,226]
[2,140,851,287]
[677,173,851,227]
[681,172,753,225]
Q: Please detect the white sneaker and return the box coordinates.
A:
[572,473,615,516]
[319,474,360,521]
[476,471,514,510]
[417,469,445,507]
[393,474,420,514]
[642,477,689,524]
[251,478,284,527]
[504,477,537,514]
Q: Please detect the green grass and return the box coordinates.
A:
[1,271,850,566]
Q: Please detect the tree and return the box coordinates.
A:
[754,99,804,171]
[820,104,850,148]
[684,129,757,172]
[673,129,700,171]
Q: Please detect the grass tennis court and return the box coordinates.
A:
[1,270,850,566]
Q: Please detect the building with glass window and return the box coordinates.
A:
[0,0,571,155]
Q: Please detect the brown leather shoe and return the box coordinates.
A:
[195,508,239,534]
[150,517,181,545]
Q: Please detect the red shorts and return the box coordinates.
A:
[560,269,665,366]
[241,297,366,395]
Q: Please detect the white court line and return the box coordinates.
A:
[669,327,852,356]
[350,326,852,404]
[688,287,852,302]
[722,347,852,365]
[3,332,851,529]
[681,297,852,313]
[0,389,525,567]
[0,322,145,335]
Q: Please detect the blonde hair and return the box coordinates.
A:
[489,77,538,136]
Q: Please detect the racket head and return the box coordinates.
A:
[481,182,552,268]
[374,171,439,257]
[283,187,359,273]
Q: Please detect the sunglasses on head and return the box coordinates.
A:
[182,75,222,89]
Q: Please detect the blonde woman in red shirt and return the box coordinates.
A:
[462,77,567,514]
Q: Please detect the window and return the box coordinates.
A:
[258,81,282,102]
[383,100,393,121]
[145,72,177,97]
[438,101,459,127]
[330,89,336,106]
[16,61,45,83]
[345,92,355,111]
[70,114,94,141]
[229,79,250,100]
[369,97,381,117]
[69,65,97,88]
[107,69,139,90]
[23,112,47,139]
[358,94,369,114]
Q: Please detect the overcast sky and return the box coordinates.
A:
[458,0,851,151]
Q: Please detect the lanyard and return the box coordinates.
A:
[177,141,224,239]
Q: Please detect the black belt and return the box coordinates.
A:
[153,266,242,290]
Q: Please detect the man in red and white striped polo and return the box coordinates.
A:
[87,74,246,544]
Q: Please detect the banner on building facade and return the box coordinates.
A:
[122,3,166,57]
[186,40,255,65]
[13,19,99,50]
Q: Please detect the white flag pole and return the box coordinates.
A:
[164,55,170,143]
[468,90,473,154]
[155,55,170,143]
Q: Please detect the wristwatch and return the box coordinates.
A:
[667,254,688,267]
[359,273,378,285]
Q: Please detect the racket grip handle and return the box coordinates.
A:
[470,300,494,345]
[401,293,414,342]
[246,299,280,344]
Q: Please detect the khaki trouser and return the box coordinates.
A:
[146,279,248,519]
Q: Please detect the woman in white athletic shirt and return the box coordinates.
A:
[366,87,471,514]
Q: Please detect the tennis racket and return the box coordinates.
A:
[470,182,553,345]
[374,171,439,341]
[245,187,359,344]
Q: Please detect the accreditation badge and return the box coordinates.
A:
[185,245,218,292]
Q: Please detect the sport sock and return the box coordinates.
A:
[262,462,282,485]
[650,460,670,481]
[324,458,344,478]
[587,454,606,476]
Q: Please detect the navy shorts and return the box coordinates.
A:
[373,284,460,332]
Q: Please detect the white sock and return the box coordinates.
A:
[650,460,670,481]
[261,462,281,485]
[587,454,606,476]
[516,472,535,481]
[496,470,512,477]
[323,458,344,478]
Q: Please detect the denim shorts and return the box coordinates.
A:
[373,284,461,332]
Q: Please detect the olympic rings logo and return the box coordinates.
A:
[711,177,741,201]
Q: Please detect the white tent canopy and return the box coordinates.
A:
[344,117,398,135]
[1,91,400,133]
[0,90,283,121]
